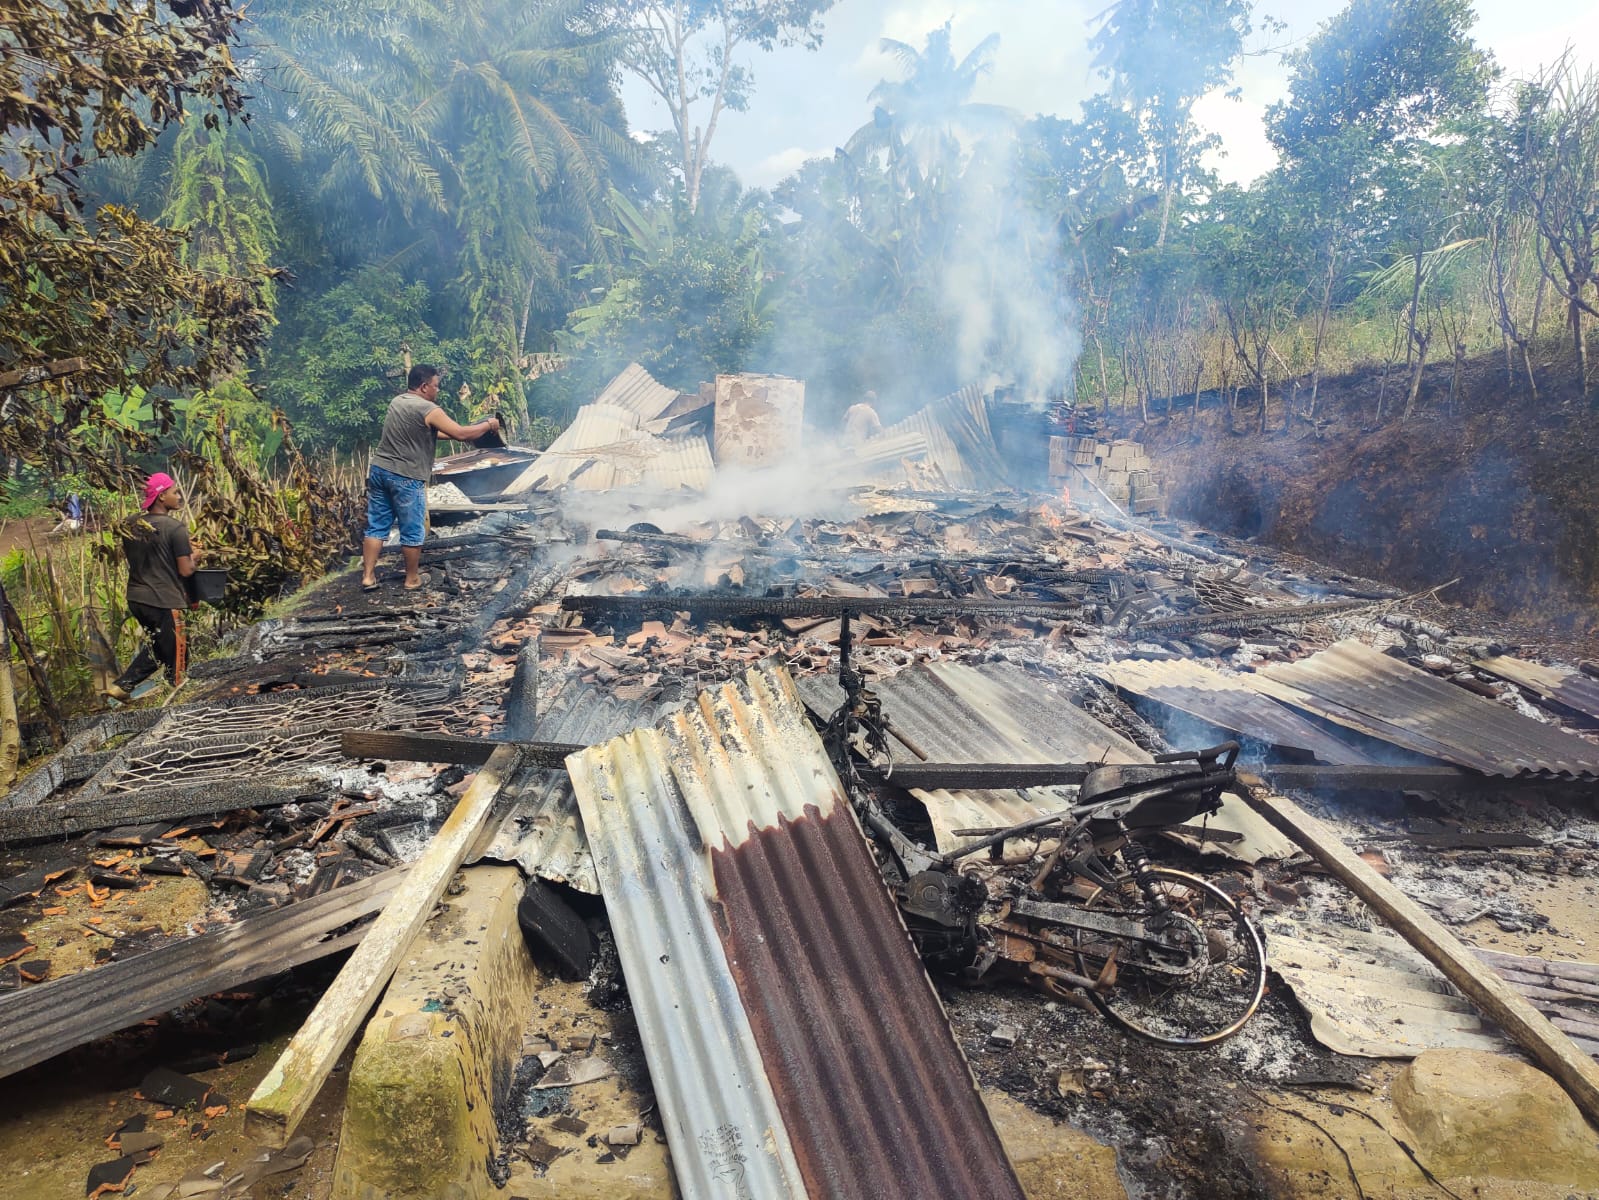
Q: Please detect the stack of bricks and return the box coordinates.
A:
[1049,436,1165,515]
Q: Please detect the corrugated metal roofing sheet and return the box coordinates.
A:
[1251,640,1599,780]
[567,664,1024,1200]
[1262,918,1505,1058]
[504,404,642,493]
[1094,658,1373,765]
[640,435,715,492]
[881,386,1008,492]
[1475,655,1599,723]
[595,362,681,422]
[471,678,665,893]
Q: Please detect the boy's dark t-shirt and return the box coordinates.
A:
[122,512,191,609]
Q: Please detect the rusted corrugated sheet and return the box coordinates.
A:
[568,664,1024,1200]
[1475,655,1599,723]
[1252,640,1599,780]
[595,362,680,422]
[1094,658,1373,765]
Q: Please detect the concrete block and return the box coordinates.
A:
[332,865,539,1200]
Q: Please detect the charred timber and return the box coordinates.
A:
[339,729,581,768]
[862,762,1092,789]
[1130,597,1378,637]
[1255,764,1595,796]
[560,593,1086,623]
[0,782,319,846]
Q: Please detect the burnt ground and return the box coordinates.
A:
[1145,354,1599,656]
[6,484,1599,1198]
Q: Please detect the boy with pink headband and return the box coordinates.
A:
[103,472,198,702]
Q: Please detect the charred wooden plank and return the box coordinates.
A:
[0,869,404,1081]
[1254,764,1583,797]
[244,744,523,1147]
[560,592,1085,623]
[863,762,1093,789]
[0,782,318,846]
[339,729,581,769]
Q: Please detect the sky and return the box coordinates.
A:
[618,0,1599,191]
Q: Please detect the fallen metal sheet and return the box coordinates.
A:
[595,362,681,423]
[639,434,715,493]
[72,681,458,803]
[568,664,1024,1200]
[471,679,665,893]
[503,404,642,493]
[1094,658,1373,765]
[1252,640,1599,780]
[880,386,1008,492]
[1262,918,1508,1058]
[1475,655,1599,723]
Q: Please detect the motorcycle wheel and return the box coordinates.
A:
[1072,866,1266,1047]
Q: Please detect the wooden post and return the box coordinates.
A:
[1243,788,1599,1125]
[243,743,523,1146]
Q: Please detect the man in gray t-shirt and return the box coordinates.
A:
[361,363,501,592]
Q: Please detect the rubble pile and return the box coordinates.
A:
[5,366,1599,1198]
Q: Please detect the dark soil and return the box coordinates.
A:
[1143,354,1599,655]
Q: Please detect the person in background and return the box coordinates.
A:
[360,363,501,592]
[48,492,82,536]
[842,390,884,447]
[103,473,196,702]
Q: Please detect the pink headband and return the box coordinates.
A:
[142,472,176,511]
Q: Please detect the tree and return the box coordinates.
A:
[246,0,637,413]
[616,0,838,212]
[1268,0,1496,420]
[1088,0,1256,245]
[1508,58,1599,397]
[0,0,272,487]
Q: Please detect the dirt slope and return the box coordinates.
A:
[1145,356,1599,644]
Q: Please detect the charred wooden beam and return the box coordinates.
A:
[1243,788,1599,1125]
[863,762,1092,789]
[339,729,581,768]
[1251,764,1590,796]
[0,781,319,846]
[0,868,403,1082]
[560,592,1085,623]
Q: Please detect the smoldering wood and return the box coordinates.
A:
[339,729,581,769]
[560,592,1087,623]
[1256,764,1586,798]
[0,868,404,1081]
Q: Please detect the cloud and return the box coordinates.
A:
[749,145,831,188]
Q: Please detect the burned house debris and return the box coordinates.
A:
[5,363,1599,1198]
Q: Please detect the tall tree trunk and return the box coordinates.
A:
[0,583,64,747]
[1403,328,1430,419]
[1572,295,1589,397]
[1309,255,1336,418]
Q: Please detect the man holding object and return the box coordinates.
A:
[104,472,195,702]
[361,363,501,592]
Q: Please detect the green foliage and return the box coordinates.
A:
[554,180,771,397]
[0,0,273,490]
[265,268,457,449]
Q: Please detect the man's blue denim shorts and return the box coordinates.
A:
[364,464,427,546]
